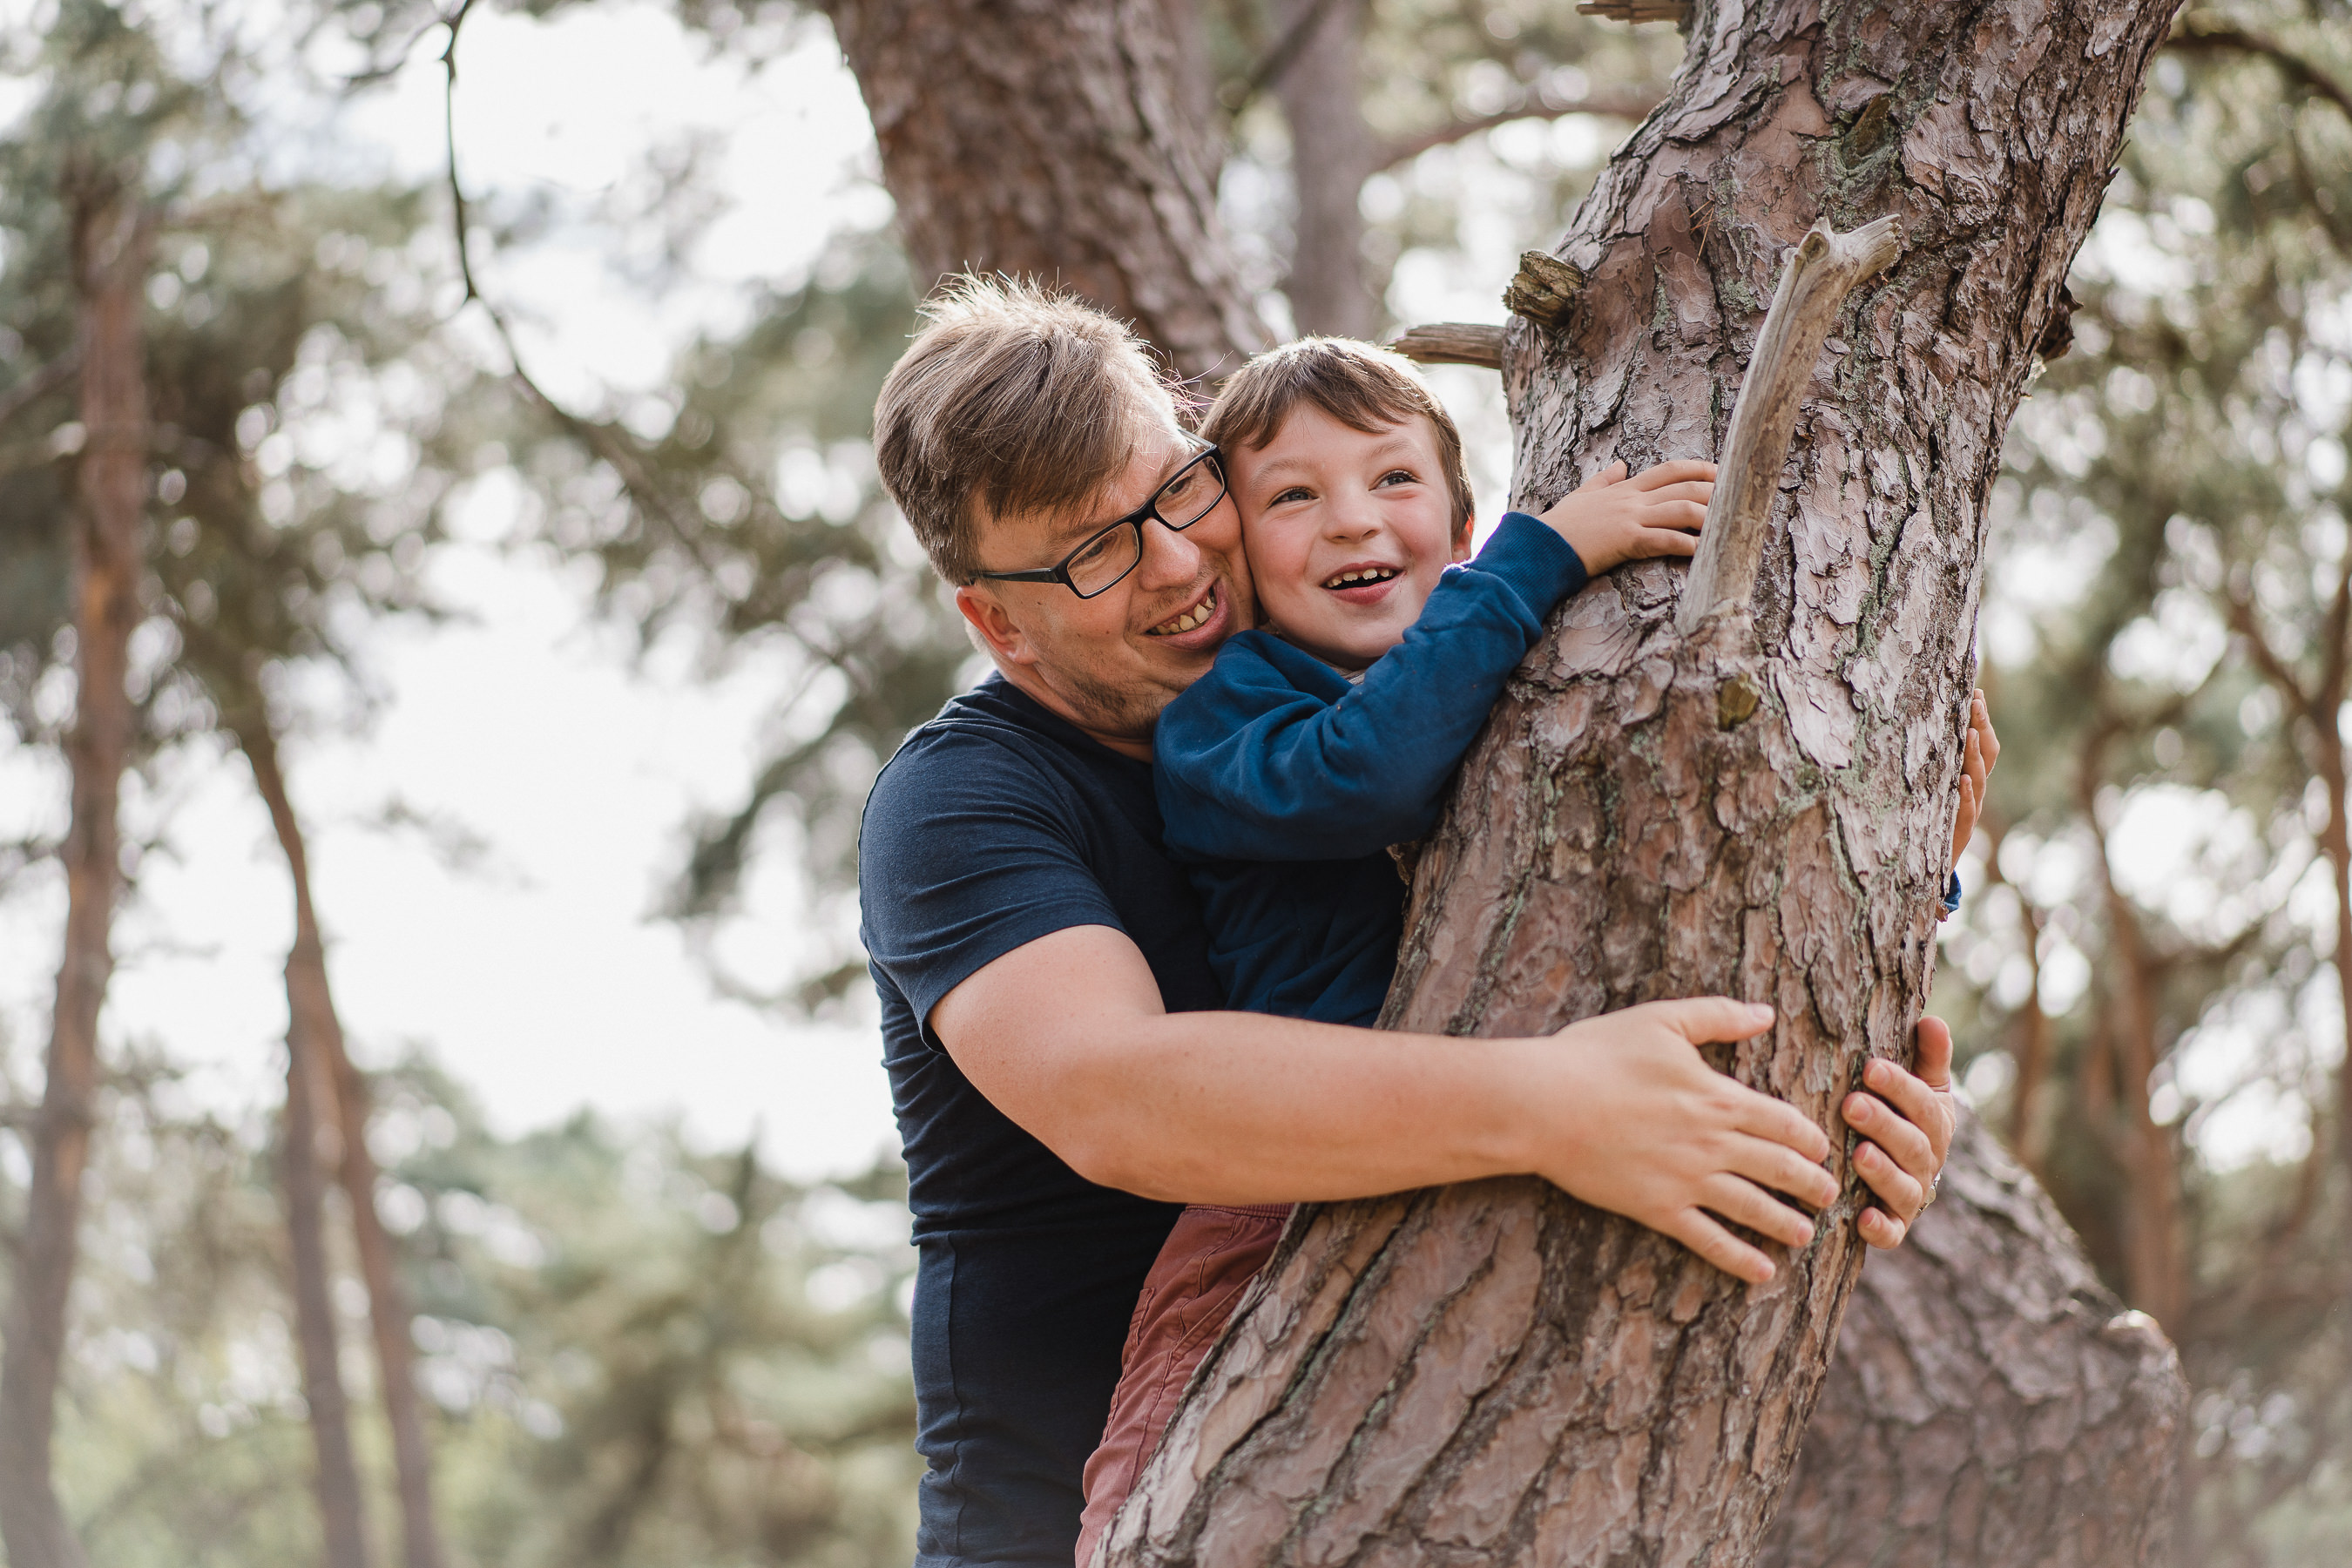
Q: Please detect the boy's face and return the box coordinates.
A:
[1227,403,1470,673]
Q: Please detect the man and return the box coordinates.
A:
[857,279,1961,1567]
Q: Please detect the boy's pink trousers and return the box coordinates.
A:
[1074,1202,1293,1565]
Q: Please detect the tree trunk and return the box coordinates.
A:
[820,0,1268,382]
[0,176,151,1568]
[280,970,375,1568]
[2080,731,2188,1330]
[240,721,445,1568]
[1756,1109,2185,1567]
[1101,1,2186,1561]
[1273,0,1380,339]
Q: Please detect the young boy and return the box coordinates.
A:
[1075,339,1988,1560]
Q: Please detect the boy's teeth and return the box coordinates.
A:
[1323,566,1398,588]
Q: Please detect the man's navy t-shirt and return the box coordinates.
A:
[858,673,1220,1566]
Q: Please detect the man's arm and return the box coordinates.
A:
[933,923,1947,1284]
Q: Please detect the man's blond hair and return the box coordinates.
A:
[874,276,1180,585]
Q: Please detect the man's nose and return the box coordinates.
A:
[1135,517,1203,586]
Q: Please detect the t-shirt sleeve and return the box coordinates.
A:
[1155,512,1586,862]
[859,728,1125,1045]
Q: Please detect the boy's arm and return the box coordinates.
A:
[1158,513,1584,862]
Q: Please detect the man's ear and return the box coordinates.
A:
[956,583,1034,666]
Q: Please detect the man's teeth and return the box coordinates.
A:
[1149,588,1216,636]
[1322,566,1399,589]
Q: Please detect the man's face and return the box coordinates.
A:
[1227,405,1469,673]
[956,429,1257,757]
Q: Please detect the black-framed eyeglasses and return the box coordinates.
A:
[972,440,1228,599]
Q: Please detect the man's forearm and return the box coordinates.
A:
[1045,1008,1533,1204]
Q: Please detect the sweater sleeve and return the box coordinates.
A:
[1154,512,1586,862]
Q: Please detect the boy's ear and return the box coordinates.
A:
[1450,515,1475,563]
[956,584,1035,667]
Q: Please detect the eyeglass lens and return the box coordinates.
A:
[1065,454,1225,596]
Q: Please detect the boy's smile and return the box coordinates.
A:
[1227,404,1470,673]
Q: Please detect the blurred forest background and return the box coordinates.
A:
[0,0,2349,1564]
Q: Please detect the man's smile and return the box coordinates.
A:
[1145,584,1220,638]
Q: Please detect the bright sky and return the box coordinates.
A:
[1,3,903,1179]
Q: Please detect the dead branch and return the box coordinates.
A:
[1677,216,1903,634]
[1388,321,1504,368]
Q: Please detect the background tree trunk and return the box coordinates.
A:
[1756,1110,2185,1568]
[820,0,1267,382]
[1272,0,1379,339]
[240,720,447,1568]
[280,976,375,1568]
[0,175,150,1568]
[1099,1,2186,1561]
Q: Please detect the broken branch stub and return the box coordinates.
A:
[1501,250,1585,331]
[1389,321,1505,369]
[1577,0,1693,25]
[1678,216,1903,637]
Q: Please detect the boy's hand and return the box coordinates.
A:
[1536,459,1714,575]
[1950,689,1998,870]
[1531,997,1836,1284]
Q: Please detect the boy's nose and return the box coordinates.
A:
[1322,494,1382,540]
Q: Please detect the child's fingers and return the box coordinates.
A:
[1627,530,1700,559]
[1576,460,1632,490]
[1635,480,1715,509]
[1638,499,1708,532]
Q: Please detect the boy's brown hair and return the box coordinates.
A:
[1199,337,1475,533]
[873,275,1182,585]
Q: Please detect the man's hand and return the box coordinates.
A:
[1534,998,1836,1286]
[1536,459,1714,574]
[1842,1016,1959,1248]
[1949,689,1999,870]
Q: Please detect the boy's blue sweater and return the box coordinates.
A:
[1153,512,1588,1025]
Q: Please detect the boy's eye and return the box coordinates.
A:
[1376,469,1419,488]
[1268,485,1314,506]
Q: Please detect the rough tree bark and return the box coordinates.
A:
[240,720,447,1568]
[820,0,1268,381]
[1099,1,2187,1561]
[1755,1111,2183,1568]
[0,174,150,1568]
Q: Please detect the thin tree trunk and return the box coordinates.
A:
[1756,1110,2184,1568]
[2081,728,2188,1329]
[1103,1,2186,1560]
[0,176,151,1568]
[1979,810,2056,1170]
[280,978,375,1568]
[240,721,444,1568]
[1273,0,1380,339]
[819,0,1267,382]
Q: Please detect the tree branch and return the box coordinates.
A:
[0,349,81,434]
[1678,216,1903,635]
[2167,16,2352,123]
[1221,0,1350,115]
[1378,89,1659,172]
[1389,321,1504,368]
